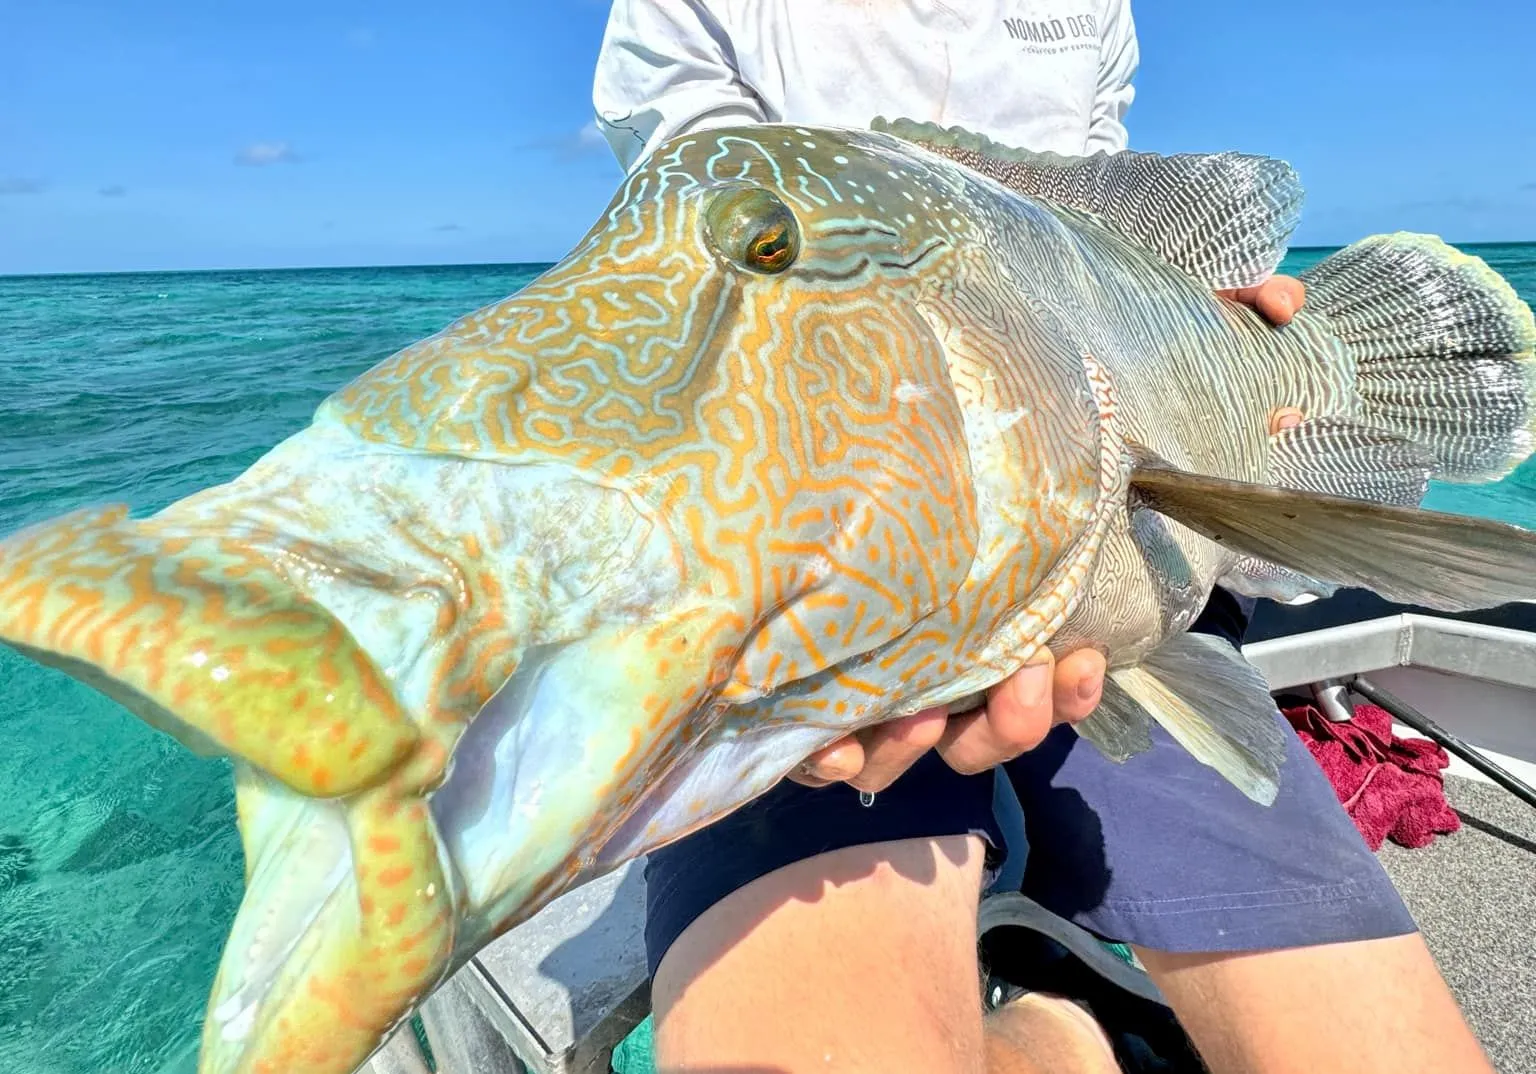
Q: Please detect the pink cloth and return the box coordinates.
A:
[1282,702,1461,851]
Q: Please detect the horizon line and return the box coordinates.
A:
[3,240,1534,281]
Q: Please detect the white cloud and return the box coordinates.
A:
[234,142,301,167]
[517,120,612,160]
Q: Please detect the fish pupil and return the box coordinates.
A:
[748,225,791,270]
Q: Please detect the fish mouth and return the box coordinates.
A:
[427,598,748,944]
[0,422,690,1074]
[0,504,423,797]
[0,501,460,1074]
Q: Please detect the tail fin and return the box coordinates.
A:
[1300,232,1536,482]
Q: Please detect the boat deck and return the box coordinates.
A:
[1381,774,1535,1073]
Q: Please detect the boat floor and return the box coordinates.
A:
[1379,774,1535,1074]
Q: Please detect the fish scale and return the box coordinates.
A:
[3,119,1536,1074]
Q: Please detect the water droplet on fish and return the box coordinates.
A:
[859,790,876,808]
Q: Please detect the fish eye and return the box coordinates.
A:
[703,187,801,274]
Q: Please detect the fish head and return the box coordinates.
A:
[0,124,1005,1074]
[324,120,992,915]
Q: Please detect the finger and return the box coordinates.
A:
[1254,275,1306,326]
[787,735,866,787]
[1052,647,1107,724]
[846,706,950,794]
[1267,405,1304,435]
[935,650,1055,775]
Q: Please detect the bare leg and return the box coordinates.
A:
[1138,934,1495,1074]
[986,993,1120,1074]
[652,834,1116,1074]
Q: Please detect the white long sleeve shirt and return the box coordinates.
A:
[592,0,1138,174]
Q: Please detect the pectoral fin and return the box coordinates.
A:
[1221,416,1434,603]
[1131,465,1536,611]
[1072,694,1153,764]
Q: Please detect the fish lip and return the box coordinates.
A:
[197,777,360,1074]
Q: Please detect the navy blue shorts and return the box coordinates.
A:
[643,592,1418,975]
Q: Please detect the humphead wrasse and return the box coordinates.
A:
[4,119,1536,1073]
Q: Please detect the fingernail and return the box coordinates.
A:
[1017,665,1051,708]
[1077,674,1100,701]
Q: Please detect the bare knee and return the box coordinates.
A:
[654,835,989,1074]
[1136,934,1493,1074]
[984,993,1121,1074]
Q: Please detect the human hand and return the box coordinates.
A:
[789,647,1108,793]
[1218,274,1306,326]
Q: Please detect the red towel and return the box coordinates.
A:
[1282,702,1461,851]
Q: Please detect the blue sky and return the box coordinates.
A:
[4,0,1533,275]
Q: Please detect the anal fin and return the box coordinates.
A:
[1266,416,1434,506]
[1221,560,1337,604]
[1073,695,1153,764]
[1102,633,1288,806]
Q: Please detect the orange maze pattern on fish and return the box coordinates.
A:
[327,126,1112,734]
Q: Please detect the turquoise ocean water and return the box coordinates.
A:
[0,246,1533,1073]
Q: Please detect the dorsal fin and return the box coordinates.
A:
[871,116,1304,292]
